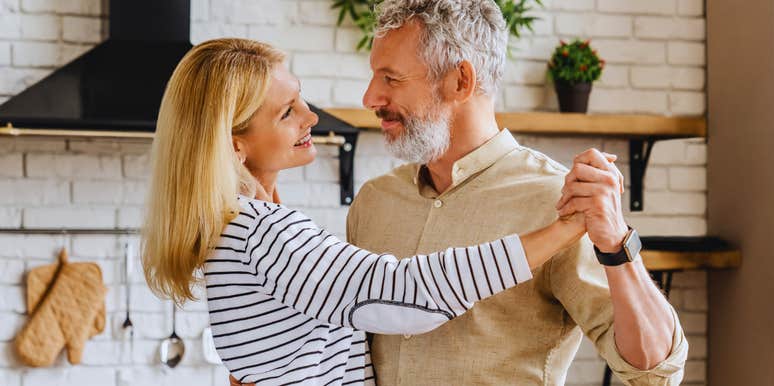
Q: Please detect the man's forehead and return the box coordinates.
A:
[370,24,423,72]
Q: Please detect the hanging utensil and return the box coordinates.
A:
[121,242,134,340]
[159,303,185,368]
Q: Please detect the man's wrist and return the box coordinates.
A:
[594,226,642,266]
[596,222,630,253]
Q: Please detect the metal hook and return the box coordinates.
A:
[58,228,68,252]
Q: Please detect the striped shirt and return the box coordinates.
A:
[204,195,533,385]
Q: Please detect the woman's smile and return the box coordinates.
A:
[293,132,313,148]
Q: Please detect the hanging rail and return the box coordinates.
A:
[0,228,140,235]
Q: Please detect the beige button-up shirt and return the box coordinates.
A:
[347,130,688,385]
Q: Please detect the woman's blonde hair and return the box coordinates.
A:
[142,38,285,304]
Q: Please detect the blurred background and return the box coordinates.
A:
[0,0,770,385]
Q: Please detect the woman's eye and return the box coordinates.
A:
[281,106,292,120]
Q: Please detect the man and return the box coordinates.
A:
[346,0,688,385]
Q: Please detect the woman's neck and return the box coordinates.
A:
[252,170,280,203]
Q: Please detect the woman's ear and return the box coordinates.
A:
[232,136,247,164]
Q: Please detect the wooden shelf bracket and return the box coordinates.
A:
[337,131,358,205]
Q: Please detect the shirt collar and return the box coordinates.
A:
[413,129,520,193]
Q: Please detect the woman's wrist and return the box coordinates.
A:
[551,215,586,250]
[521,217,585,270]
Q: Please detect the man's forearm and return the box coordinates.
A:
[605,257,675,370]
[558,148,679,370]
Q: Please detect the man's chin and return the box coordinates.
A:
[380,119,404,137]
[383,131,399,144]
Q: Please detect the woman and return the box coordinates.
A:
[142,39,587,385]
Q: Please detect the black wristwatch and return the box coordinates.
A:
[593,226,642,266]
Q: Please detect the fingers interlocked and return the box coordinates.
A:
[556,148,625,217]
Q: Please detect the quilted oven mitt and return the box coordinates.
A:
[14,248,108,367]
[25,252,106,340]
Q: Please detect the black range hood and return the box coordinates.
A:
[0,0,193,132]
[0,0,360,205]
[0,0,359,138]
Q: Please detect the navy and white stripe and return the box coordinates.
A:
[204,195,531,385]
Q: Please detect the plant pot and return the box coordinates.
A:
[554,80,592,113]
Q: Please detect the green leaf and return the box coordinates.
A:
[356,35,370,51]
[348,5,359,22]
[336,7,347,26]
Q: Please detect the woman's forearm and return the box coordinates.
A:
[520,215,586,270]
[222,203,588,336]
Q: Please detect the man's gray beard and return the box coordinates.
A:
[384,109,451,164]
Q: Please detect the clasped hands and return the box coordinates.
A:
[557,148,630,254]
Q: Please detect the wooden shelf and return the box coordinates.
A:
[2,109,707,139]
[641,237,741,271]
[325,108,707,139]
[642,250,741,271]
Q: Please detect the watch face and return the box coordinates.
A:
[624,229,642,261]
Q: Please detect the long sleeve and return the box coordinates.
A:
[549,237,688,385]
[206,199,532,335]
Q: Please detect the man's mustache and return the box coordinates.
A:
[375,108,404,123]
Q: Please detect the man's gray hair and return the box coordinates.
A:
[375,0,508,97]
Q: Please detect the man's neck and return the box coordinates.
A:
[425,99,499,194]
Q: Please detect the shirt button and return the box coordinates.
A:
[433,199,443,208]
[403,334,412,340]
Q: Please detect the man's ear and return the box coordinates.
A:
[445,60,478,103]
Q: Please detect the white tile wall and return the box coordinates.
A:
[0,0,707,385]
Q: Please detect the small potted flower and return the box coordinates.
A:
[548,39,604,113]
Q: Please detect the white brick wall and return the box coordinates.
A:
[20,14,59,40]
[597,0,677,16]
[554,14,632,38]
[0,1,707,385]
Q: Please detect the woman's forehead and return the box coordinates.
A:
[272,65,299,92]
[262,65,300,110]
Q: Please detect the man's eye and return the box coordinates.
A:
[384,75,395,83]
[281,106,292,120]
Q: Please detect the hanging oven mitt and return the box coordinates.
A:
[14,248,107,367]
[25,253,106,340]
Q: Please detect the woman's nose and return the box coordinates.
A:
[307,110,319,129]
[300,99,319,129]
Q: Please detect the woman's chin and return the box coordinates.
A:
[290,144,317,167]
[303,144,317,163]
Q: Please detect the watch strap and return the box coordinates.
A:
[594,226,636,266]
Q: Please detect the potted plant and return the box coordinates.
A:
[548,39,604,113]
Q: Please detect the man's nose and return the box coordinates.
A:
[362,78,386,111]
